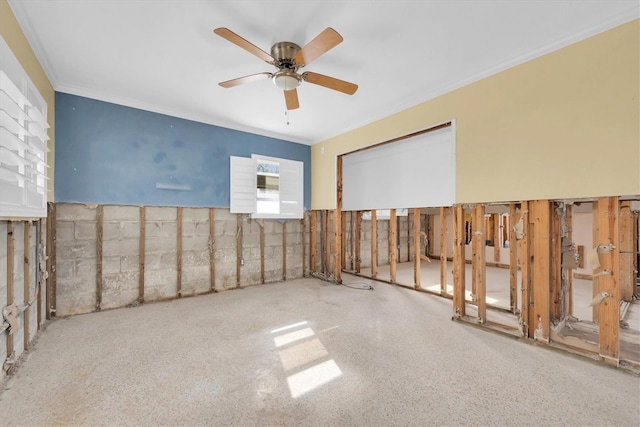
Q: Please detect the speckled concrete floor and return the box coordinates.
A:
[1,275,639,426]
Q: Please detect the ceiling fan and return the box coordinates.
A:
[213,27,358,110]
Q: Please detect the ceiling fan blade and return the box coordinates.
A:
[219,72,272,88]
[302,72,358,95]
[284,88,300,110]
[293,27,343,67]
[214,27,275,63]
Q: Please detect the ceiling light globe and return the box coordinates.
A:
[273,71,301,91]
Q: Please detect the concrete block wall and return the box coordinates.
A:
[54,204,310,317]
[1,219,47,383]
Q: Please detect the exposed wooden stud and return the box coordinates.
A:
[493,213,500,262]
[341,211,347,270]
[46,202,56,319]
[37,218,44,328]
[519,202,531,338]
[508,204,518,313]
[371,210,378,278]
[592,202,601,323]
[177,207,183,297]
[139,207,146,302]
[334,209,342,283]
[413,208,421,288]
[566,205,573,316]
[208,208,216,292]
[301,215,306,277]
[355,211,361,273]
[428,215,435,256]
[471,208,478,301]
[440,207,447,295]
[323,210,330,274]
[597,197,620,365]
[550,203,562,320]
[6,221,15,363]
[236,214,242,287]
[473,204,486,323]
[452,205,466,318]
[619,201,633,301]
[282,221,287,281]
[389,209,397,283]
[310,211,317,273]
[530,200,551,342]
[24,221,31,351]
[96,205,103,311]
[259,219,265,284]
[407,213,411,262]
[348,212,354,270]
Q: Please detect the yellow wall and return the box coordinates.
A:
[1,0,55,200]
[312,19,639,209]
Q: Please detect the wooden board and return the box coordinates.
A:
[334,210,342,283]
[428,215,435,257]
[452,205,465,318]
[566,205,573,316]
[323,210,330,274]
[96,205,103,310]
[282,221,287,281]
[310,211,317,273]
[37,218,44,328]
[259,219,265,284]
[341,211,347,270]
[597,197,620,365]
[23,221,30,351]
[550,203,562,320]
[592,202,601,323]
[355,211,361,273]
[474,205,486,323]
[177,207,183,297]
[389,209,397,283]
[139,207,146,302]
[301,216,306,277]
[236,214,242,287]
[414,208,421,288]
[530,200,550,342]
[209,208,216,292]
[440,207,447,295]
[619,201,633,301]
[508,204,517,313]
[6,221,14,361]
[371,210,378,278]
[493,213,500,262]
[46,203,56,319]
[520,202,531,338]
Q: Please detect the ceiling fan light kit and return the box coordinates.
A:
[214,27,358,110]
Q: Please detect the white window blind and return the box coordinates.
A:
[342,124,455,211]
[0,36,49,218]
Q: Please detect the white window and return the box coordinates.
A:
[0,36,49,219]
[230,155,303,219]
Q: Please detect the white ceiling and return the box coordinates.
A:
[8,0,639,145]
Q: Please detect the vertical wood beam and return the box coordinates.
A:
[236,214,242,288]
[282,221,287,281]
[96,205,103,311]
[349,212,354,271]
[519,202,531,337]
[6,221,15,362]
[37,219,44,329]
[310,211,317,274]
[597,197,620,365]
[452,205,466,318]
[371,210,378,278]
[259,220,265,284]
[177,207,183,297]
[323,210,330,274]
[471,208,478,301]
[440,207,447,295]
[473,204,486,323]
[592,202,601,323]
[566,205,573,316]
[389,209,397,283]
[407,213,411,262]
[550,203,562,320]
[208,208,216,292]
[301,215,306,277]
[24,221,31,351]
[508,204,518,313]
[530,200,551,342]
[334,209,342,283]
[428,215,435,256]
[341,211,347,270]
[139,207,146,302]
[493,213,500,262]
[46,203,56,319]
[355,211,361,273]
[619,201,633,301]
[413,208,421,288]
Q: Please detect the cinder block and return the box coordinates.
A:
[183,265,210,282]
[213,208,235,221]
[222,220,238,236]
[102,271,138,309]
[145,222,162,238]
[56,240,96,260]
[162,222,177,238]
[103,238,139,257]
[160,252,177,265]
[214,235,237,252]
[56,260,73,280]
[183,235,209,251]
[103,256,121,274]
[214,246,236,264]
[56,221,74,241]
[182,250,209,267]
[74,221,97,240]
[145,237,176,254]
[183,208,209,221]
[143,254,162,270]
[121,222,141,238]
[193,222,211,236]
[181,279,210,296]
[146,207,177,221]
[56,204,97,221]
[264,233,282,248]
[75,258,97,279]
[120,255,140,272]
[102,222,121,240]
[103,205,140,221]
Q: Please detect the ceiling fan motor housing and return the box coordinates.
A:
[271,42,302,90]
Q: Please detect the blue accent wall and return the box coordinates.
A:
[55,92,311,208]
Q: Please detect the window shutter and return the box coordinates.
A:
[279,158,303,219]
[229,156,255,213]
